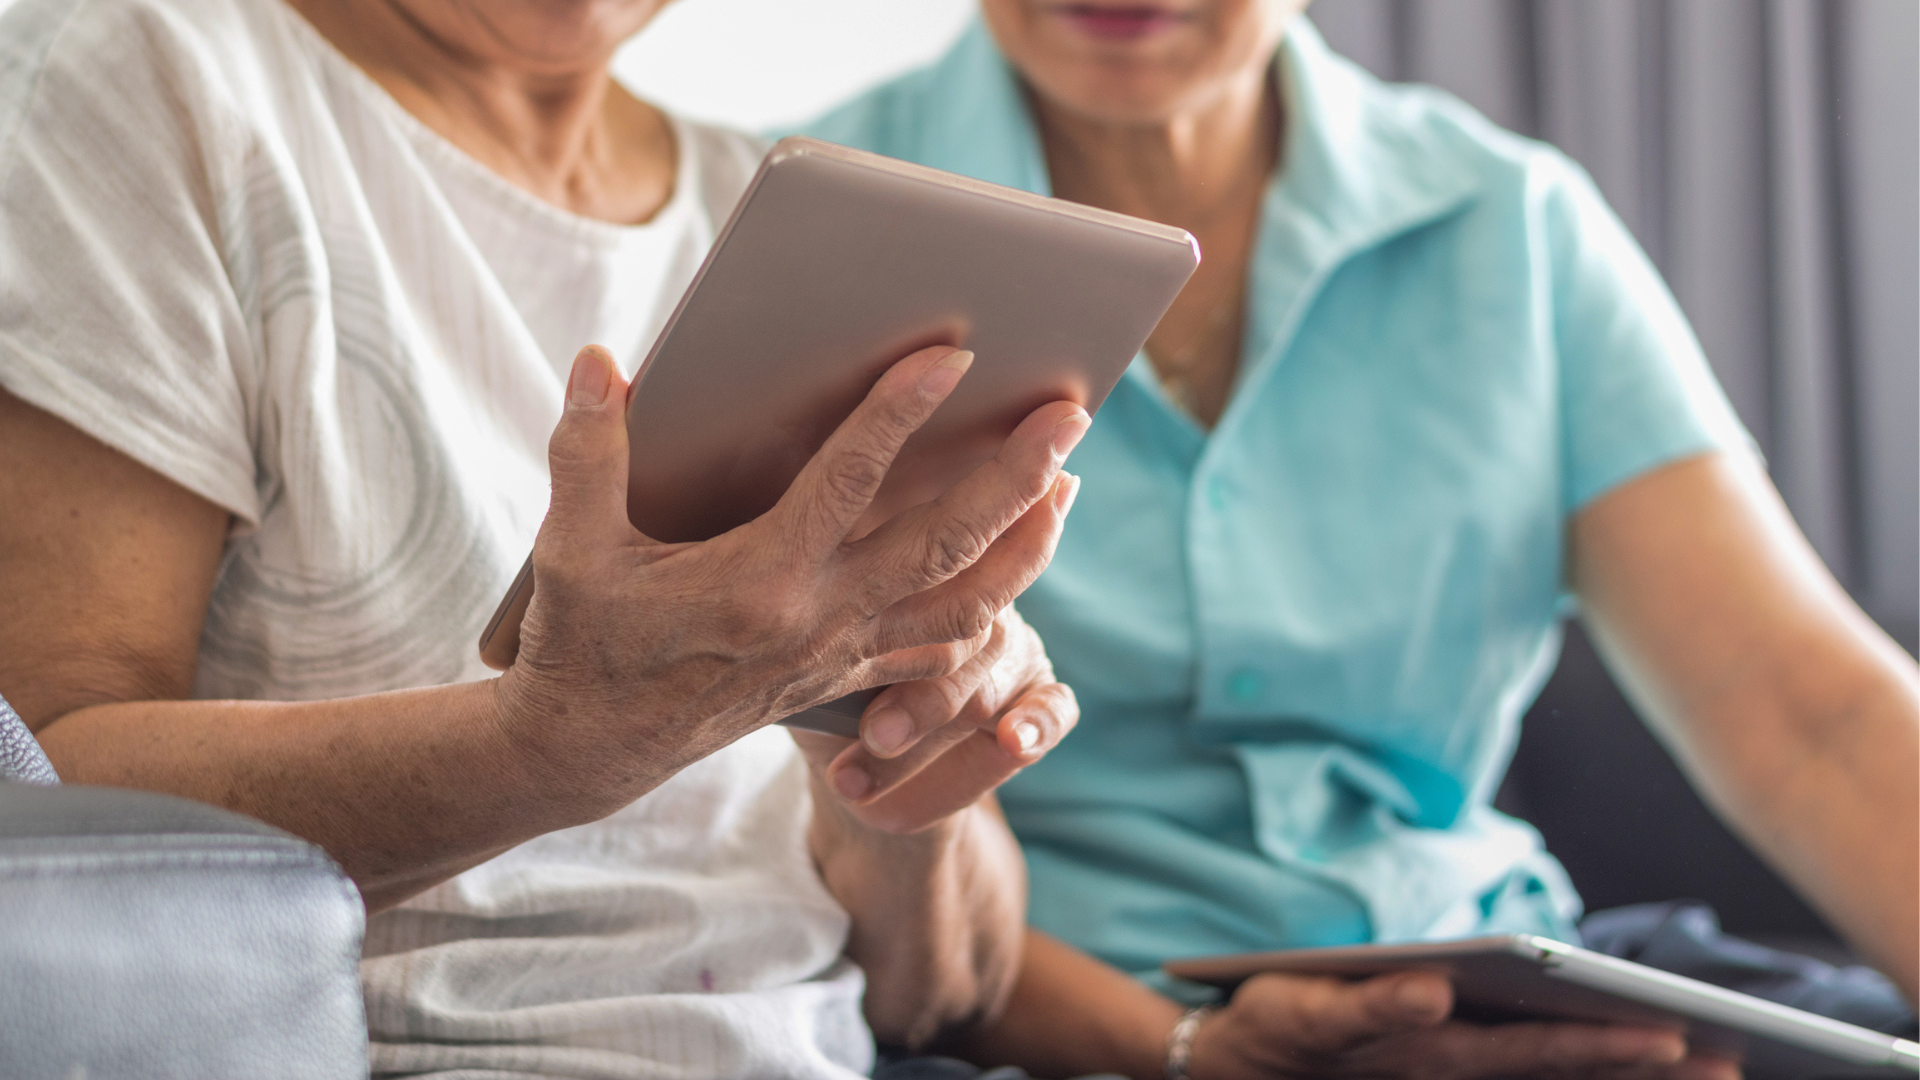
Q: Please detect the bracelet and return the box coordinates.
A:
[1164,1004,1217,1080]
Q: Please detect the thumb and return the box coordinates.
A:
[543,345,634,548]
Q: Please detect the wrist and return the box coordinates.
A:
[485,670,683,822]
[807,771,973,867]
[1164,1005,1219,1080]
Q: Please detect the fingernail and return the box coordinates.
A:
[921,349,974,394]
[569,347,611,407]
[1052,473,1081,515]
[833,765,872,801]
[1051,413,1089,458]
[864,707,914,756]
[1013,721,1041,753]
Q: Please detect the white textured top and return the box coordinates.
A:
[0,0,871,1074]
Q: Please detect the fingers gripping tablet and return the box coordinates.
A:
[479,137,1199,735]
[1165,935,1920,1076]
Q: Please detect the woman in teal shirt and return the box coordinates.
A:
[806,2,1917,1075]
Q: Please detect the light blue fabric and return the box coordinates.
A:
[798,19,1751,991]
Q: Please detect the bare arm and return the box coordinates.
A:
[0,389,542,907]
[800,606,1083,1048]
[812,795,1031,1048]
[0,390,571,905]
[1571,450,1920,999]
[1,344,1083,914]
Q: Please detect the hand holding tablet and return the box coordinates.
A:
[481,137,1199,738]
[490,339,1089,799]
[1166,936,1920,1076]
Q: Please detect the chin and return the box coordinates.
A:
[1028,65,1223,127]
[472,0,673,65]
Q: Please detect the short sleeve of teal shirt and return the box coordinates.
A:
[1544,160,1753,510]
[798,19,1752,987]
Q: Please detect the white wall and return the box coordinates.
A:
[614,0,974,132]
[0,0,974,134]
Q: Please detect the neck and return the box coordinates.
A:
[1033,66,1279,230]
[285,0,674,224]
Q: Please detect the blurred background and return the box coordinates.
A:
[622,0,1919,952]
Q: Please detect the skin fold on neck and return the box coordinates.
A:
[283,0,677,225]
[1033,59,1281,429]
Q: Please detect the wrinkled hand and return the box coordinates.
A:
[790,605,1079,835]
[496,343,1087,812]
[1189,971,1741,1080]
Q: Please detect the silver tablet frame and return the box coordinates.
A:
[1166,934,1919,1075]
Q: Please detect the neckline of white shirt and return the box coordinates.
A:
[272,0,701,251]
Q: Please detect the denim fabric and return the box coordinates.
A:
[874,1055,1125,1080]
[1581,901,1917,1038]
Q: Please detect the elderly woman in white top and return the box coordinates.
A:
[0,0,1097,1074]
[5,0,1882,1076]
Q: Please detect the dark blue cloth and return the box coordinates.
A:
[1580,901,1917,1038]
[872,1055,1124,1080]
[872,1058,1033,1080]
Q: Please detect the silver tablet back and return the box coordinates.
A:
[622,136,1198,544]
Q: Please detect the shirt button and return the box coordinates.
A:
[1226,668,1264,703]
[1207,476,1231,510]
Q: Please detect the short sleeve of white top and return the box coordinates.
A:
[0,0,871,1076]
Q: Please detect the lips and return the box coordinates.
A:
[1052,3,1194,40]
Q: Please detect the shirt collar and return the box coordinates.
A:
[901,16,1484,427]
[891,21,1053,196]
[1220,19,1483,433]
[910,16,1480,246]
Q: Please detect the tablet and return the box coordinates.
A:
[1165,935,1920,1076]
[478,136,1199,736]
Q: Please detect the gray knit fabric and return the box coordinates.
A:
[0,694,57,785]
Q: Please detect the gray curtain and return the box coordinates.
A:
[1311,0,1918,645]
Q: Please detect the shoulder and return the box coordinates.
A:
[797,62,946,158]
[0,0,283,102]
[1362,80,1632,275]
[0,0,300,178]
[791,23,1008,164]
[672,117,769,221]
[1348,69,1587,214]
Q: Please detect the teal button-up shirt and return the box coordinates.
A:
[799,19,1749,987]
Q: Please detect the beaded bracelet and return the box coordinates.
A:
[1164,1004,1218,1080]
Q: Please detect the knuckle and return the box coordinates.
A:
[546,423,612,479]
[922,670,977,723]
[530,536,592,592]
[926,639,973,678]
[1036,683,1079,733]
[876,393,930,437]
[943,600,997,644]
[875,644,960,684]
[921,517,997,581]
[823,444,892,513]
